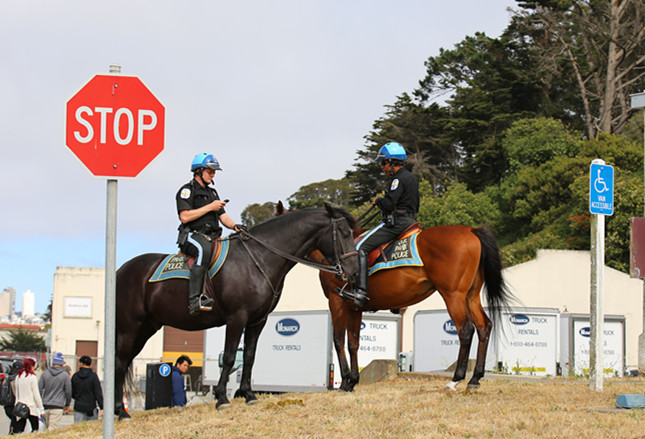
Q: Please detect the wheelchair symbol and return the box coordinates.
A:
[594,169,608,193]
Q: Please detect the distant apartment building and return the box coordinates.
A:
[0,287,16,320]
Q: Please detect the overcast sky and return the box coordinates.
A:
[0,1,516,313]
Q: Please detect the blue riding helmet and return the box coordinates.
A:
[191,153,222,172]
[375,142,407,161]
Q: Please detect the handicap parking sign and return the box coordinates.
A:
[589,162,614,215]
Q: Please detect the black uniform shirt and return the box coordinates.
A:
[375,166,419,216]
[176,179,225,235]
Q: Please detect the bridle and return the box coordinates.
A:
[232,216,357,298]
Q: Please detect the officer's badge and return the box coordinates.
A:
[390,179,399,191]
[180,188,191,199]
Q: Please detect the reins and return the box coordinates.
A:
[235,217,355,277]
[228,215,356,310]
[356,204,380,228]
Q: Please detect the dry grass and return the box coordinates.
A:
[26,374,645,439]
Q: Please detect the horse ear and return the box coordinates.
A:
[276,200,284,216]
[324,202,337,217]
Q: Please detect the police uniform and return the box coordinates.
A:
[176,179,225,268]
[358,166,420,253]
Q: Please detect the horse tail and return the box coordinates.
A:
[471,226,514,325]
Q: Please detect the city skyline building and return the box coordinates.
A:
[22,289,35,318]
[0,287,16,319]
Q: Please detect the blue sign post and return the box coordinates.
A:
[589,162,614,215]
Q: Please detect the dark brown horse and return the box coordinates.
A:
[276,202,512,393]
[114,204,358,416]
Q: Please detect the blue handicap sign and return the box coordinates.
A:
[589,162,614,215]
[159,363,171,377]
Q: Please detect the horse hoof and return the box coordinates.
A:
[444,381,459,392]
[117,410,132,421]
[467,383,481,390]
[216,402,232,410]
[246,399,259,406]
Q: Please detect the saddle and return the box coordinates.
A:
[149,238,230,283]
[359,222,422,266]
[180,238,223,269]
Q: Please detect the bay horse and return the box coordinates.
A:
[276,202,513,393]
[114,204,358,416]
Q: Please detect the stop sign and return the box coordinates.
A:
[65,74,165,178]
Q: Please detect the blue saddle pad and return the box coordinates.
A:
[369,233,423,276]
[149,239,230,282]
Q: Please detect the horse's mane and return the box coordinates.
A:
[252,204,357,233]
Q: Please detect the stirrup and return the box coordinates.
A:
[337,287,369,307]
[198,294,214,311]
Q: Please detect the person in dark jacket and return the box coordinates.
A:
[70,356,103,423]
[341,142,420,308]
[38,352,71,430]
[3,359,23,435]
[176,153,244,316]
[171,355,192,408]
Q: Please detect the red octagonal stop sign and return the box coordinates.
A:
[65,74,165,178]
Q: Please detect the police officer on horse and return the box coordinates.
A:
[341,142,420,307]
[176,153,245,316]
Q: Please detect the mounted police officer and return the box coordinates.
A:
[341,142,420,307]
[176,153,245,316]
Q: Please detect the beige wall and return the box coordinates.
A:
[51,266,164,380]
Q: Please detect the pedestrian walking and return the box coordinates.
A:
[71,356,103,423]
[13,358,44,434]
[38,353,71,430]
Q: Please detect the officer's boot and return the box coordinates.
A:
[188,265,214,316]
[339,250,369,308]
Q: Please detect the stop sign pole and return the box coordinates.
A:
[65,65,165,437]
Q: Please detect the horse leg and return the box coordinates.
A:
[442,294,475,392]
[214,319,246,409]
[329,296,353,391]
[234,318,268,405]
[345,309,363,391]
[115,318,160,419]
[465,283,492,390]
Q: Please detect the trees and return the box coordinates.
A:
[347,94,454,205]
[287,178,355,209]
[0,328,46,353]
[514,0,645,137]
[240,202,276,228]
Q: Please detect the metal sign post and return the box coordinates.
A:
[630,91,645,375]
[65,64,165,437]
[589,159,614,391]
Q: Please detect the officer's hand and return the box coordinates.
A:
[210,200,227,211]
[234,224,248,233]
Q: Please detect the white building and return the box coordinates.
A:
[22,290,35,318]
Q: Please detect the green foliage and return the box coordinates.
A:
[240,202,276,228]
[418,181,501,228]
[287,178,354,209]
[0,328,46,353]
[501,118,581,173]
